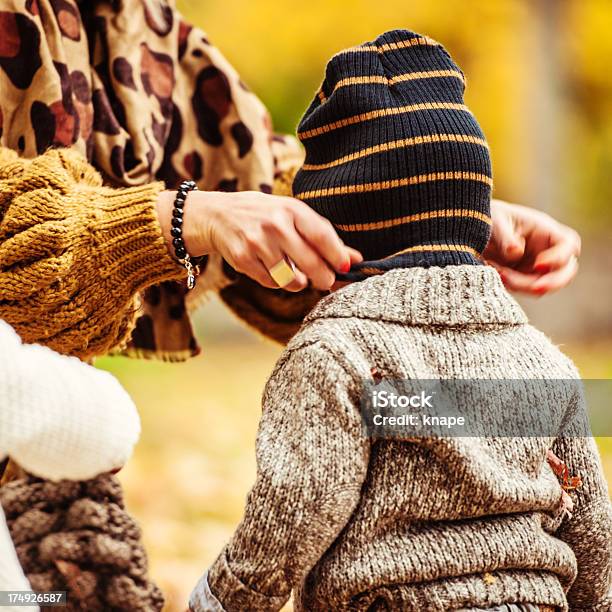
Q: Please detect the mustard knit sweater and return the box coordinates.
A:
[0,147,184,359]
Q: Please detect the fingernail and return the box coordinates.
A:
[339,261,351,274]
[534,264,550,274]
[534,286,547,296]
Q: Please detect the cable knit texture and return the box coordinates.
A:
[0,147,184,359]
[0,474,163,612]
[200,266,612,612]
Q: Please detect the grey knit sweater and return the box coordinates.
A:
[197,266,612,612]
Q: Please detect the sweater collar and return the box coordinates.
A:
[305,265,527,327]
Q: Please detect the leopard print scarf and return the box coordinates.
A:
[0,0,303,360]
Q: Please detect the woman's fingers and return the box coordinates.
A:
[347,246,364,265]
[486,202,526,264]
[228,248,278,289]
[282,272,310,292]
[531,230,581,273]
[530,255,579,295]
[271,198,358,290]
[182,190,362,291]
[280,229,336,291]
[254,234,309,292]
[487,263,541,293]
[222,229,279,289]
[488,254,579,296]
[265,243,362,292]
[227,224,336,292]
[487,199,581,294]
[292,204,354,273]
[230,250,308,292]
[270,232,362,291]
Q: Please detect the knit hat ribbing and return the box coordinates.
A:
[293,30,493,279]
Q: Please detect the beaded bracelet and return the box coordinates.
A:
[171,179,200,290]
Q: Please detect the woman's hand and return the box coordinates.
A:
[485,199,581,295]
[157,190,362,292]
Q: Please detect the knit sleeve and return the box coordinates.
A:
[0,320,140,481]
[551,391,612,611]
[0,147,185,359]
[191,342,370,612]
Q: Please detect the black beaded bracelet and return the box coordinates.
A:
[171,179,200,290]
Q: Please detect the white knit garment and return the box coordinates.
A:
[0,319,141,611]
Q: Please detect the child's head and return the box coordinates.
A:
[293,30,492,280]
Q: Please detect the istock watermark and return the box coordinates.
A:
[372,389,435,409]
[370,388,466,429]
[359,378,612,439]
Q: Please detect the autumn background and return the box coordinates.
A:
[97,1,612,610]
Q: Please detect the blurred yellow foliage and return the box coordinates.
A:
[178,0,612,228]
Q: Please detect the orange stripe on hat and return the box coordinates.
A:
[302,134,488,171]
[335,209,492,232]
[298,103,472,140]
[294,172,493,200]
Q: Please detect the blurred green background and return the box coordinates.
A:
[98,1,612,609]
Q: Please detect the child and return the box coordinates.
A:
[190,30,611,612]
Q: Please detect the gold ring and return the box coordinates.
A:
[269,258,297,287]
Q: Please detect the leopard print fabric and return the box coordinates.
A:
[0,0,303,360]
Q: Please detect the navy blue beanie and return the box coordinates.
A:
[292,30,493,280]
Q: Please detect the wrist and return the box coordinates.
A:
[156,189,221,258]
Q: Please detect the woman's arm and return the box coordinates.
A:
[0,145,582,360]
[0,146,184,359]
[0,146,360,358]
[0,320,140,481]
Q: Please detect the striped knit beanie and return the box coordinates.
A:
[293,29,493,279]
